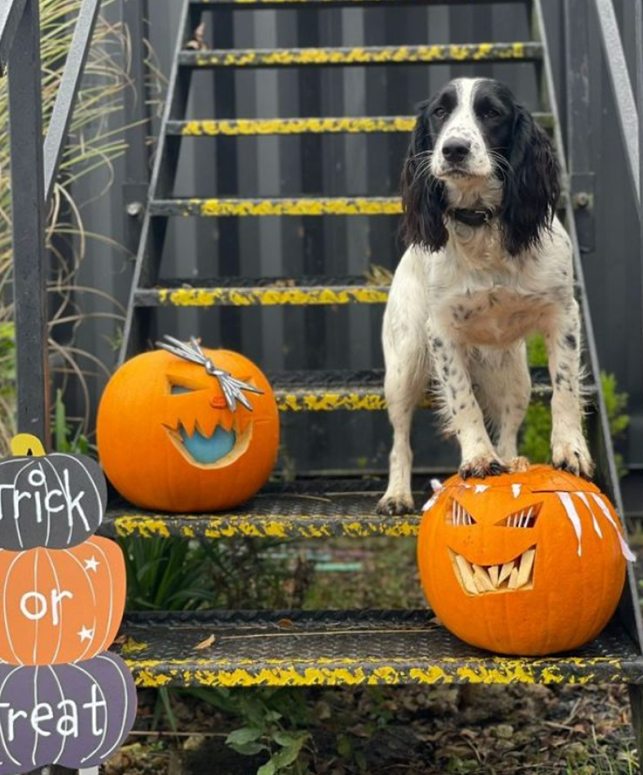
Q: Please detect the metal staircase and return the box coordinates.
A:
[106,0,643,760]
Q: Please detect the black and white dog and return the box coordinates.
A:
[377,77,592,516]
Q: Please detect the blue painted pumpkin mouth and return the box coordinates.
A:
[179,423,236,465]
[165,419,253,470]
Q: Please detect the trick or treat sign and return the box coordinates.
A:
[0,435,136,774]
[0,653,137,772]
[0,434,107,550]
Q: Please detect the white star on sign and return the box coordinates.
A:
[78,626,94,642]
[83,556,100,572]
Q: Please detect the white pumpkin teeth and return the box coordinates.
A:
[451,546,536,596]
[472,564,495,593]
[516,548,536,587]
[450,501,475,526]
[498,561,515,585]
[454,554,478,595]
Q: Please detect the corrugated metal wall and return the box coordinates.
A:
[70,0,643,510]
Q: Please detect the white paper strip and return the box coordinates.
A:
[422,494,438,512]
[589,493,636,561]
[574,491,603,538]
[557,491,583,557]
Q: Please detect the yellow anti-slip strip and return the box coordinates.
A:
[111,514,419,540]
[179,42,541,68]
[170,113,553,137]
[125,655,626,689]
[149,285,389,307]
[151,197,402,216]
[174,116,416,136]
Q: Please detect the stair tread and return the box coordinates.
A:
[150,193,568,217]
[178,43,543,68]
[136,276,390,306]
[150,196,402,216]
[114,609,643,688]
[269,367,573,411]
[104,480,424,539]
[166,113,554,135]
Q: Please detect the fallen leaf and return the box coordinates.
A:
[194,634,216,650]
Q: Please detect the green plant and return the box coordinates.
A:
[520,337,630,476]
[53,388,90,453]
[187,688,312,775]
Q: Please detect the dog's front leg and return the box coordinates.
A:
[544,300,594,478]
[431,334,507,479]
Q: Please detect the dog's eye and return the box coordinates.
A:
[483,108,500,119]
[433,107,448,120]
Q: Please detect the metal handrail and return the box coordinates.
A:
[3,0,103,448]
[0,0,27,72]
[593,0,641,206]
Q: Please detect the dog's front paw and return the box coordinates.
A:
[552,439,594,480]
[507,456,531,473]
[459,455,508,480]
[376,493,416,516]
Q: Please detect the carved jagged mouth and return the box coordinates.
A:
[165,418,252,469]
[449,546,536,596]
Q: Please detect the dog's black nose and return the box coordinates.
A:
[442,139,471,163]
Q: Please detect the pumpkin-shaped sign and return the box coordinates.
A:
[0,435,107,550]
[0,652,136,773]
[97,337,280,512]
[0,536,126,665]
[417,465,631,656]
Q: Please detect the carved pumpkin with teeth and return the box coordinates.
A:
[97,338,279,512]
[417,466,631,656]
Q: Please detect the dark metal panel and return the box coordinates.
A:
[8,0,50,447]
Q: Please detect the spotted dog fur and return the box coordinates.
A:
[377,78,592,516]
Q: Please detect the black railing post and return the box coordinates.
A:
[7,0,50,448]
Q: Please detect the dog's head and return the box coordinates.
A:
[400,78,560,257]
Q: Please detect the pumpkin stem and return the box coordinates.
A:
[10,434,46,457]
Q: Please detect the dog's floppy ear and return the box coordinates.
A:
[499,105,560,256]
[400,104,447,252]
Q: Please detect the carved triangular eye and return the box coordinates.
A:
[496,503,542,528]
[446,499,477,526]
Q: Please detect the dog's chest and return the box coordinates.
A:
[439,285,553,347]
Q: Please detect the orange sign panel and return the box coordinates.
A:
[0,536,126,665]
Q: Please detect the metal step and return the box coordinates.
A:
[269,368,567,412]
[104,480,422,540]
[114,609,643,688]
[150,193,570,218]
[178,43,543,69]
[135,276,390,307]
[166,113,554,136]
[192,0,528,7]
[150,197,402,217]
[133,273,580,307]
